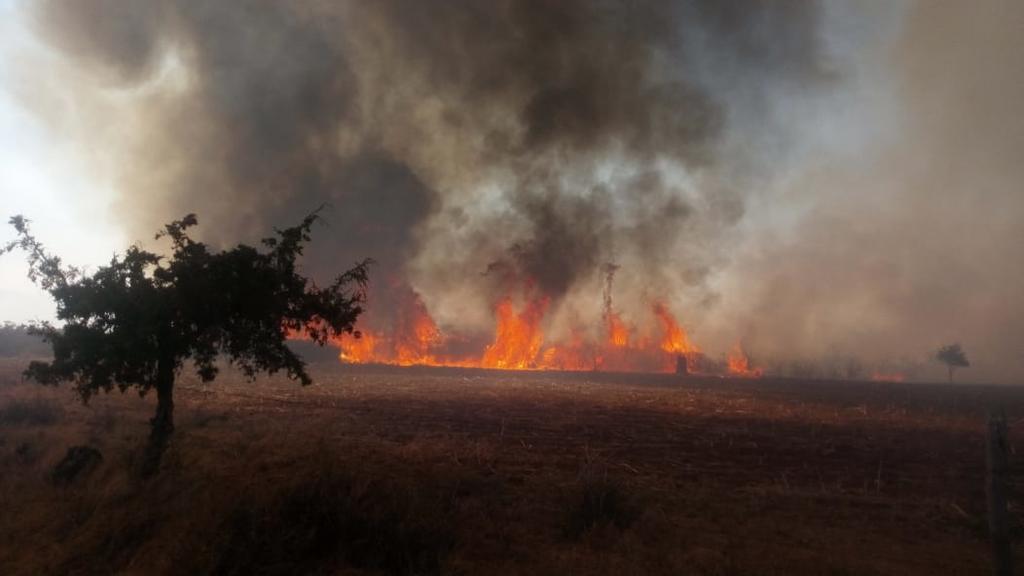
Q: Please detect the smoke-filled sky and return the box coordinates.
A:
[1,0,1022,383]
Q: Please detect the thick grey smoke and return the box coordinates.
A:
[20,0,830,321]
[705,1,1024,383]
[13,1,1020,381]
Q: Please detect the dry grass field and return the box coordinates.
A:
[2,357,1023,575]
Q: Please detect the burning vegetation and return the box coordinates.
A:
[328,279,760,378]
[5,0,1018,385]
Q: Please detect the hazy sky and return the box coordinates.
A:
[1,1,1021,383]
[0,0,124,322]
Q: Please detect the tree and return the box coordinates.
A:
[936,343,970,383]
[3,210,369,475]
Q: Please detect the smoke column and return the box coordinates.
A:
[6,1,1023,381]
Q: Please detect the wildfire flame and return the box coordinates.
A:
[538,325,594,371]
[338,330,377,363]
[393,293,442,366]
[727,343,763,378]
[606,311,630,348]
[480,296,549,369]
[323,286,761,378]
[331,290,440,366]
[652,303,697,355]
[652,302,700,372]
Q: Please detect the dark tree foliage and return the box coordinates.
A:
[936,343,970,383]
[3,210,369,474]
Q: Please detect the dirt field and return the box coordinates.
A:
[1,358,1023,575]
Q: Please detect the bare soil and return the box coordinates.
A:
[1,358,1023,575]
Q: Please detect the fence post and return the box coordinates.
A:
[987,409,1013,576]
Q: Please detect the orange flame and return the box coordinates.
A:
[870,371,904,383]
[606,311,630,348]
[393,294,442,366]
[652,302,701,372]
[480,296,549,369]
[338,330,377,363]
[727,343,762,378]
[653,303,698,355]
[318,284,766,376]
[331,290,442,366]
[538,325,595,371]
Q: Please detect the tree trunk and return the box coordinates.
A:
[675,355,689,376]
[142,355,175,477]
[949,365,954,384]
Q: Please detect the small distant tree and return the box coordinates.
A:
[3,210,369,475]
[936,343,970,383]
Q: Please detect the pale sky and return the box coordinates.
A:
[0,0,125,323]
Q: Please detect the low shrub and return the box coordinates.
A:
[51,445,104,485]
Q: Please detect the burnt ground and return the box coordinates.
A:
[1,359,1023,575]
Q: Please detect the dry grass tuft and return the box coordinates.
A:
[0,396,64,426]
[209,458,456,575]
[2,364,1021,575]
[565,459,640,539]
[51,445,104,485]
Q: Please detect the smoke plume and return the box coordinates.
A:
[8,1,1023,381]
